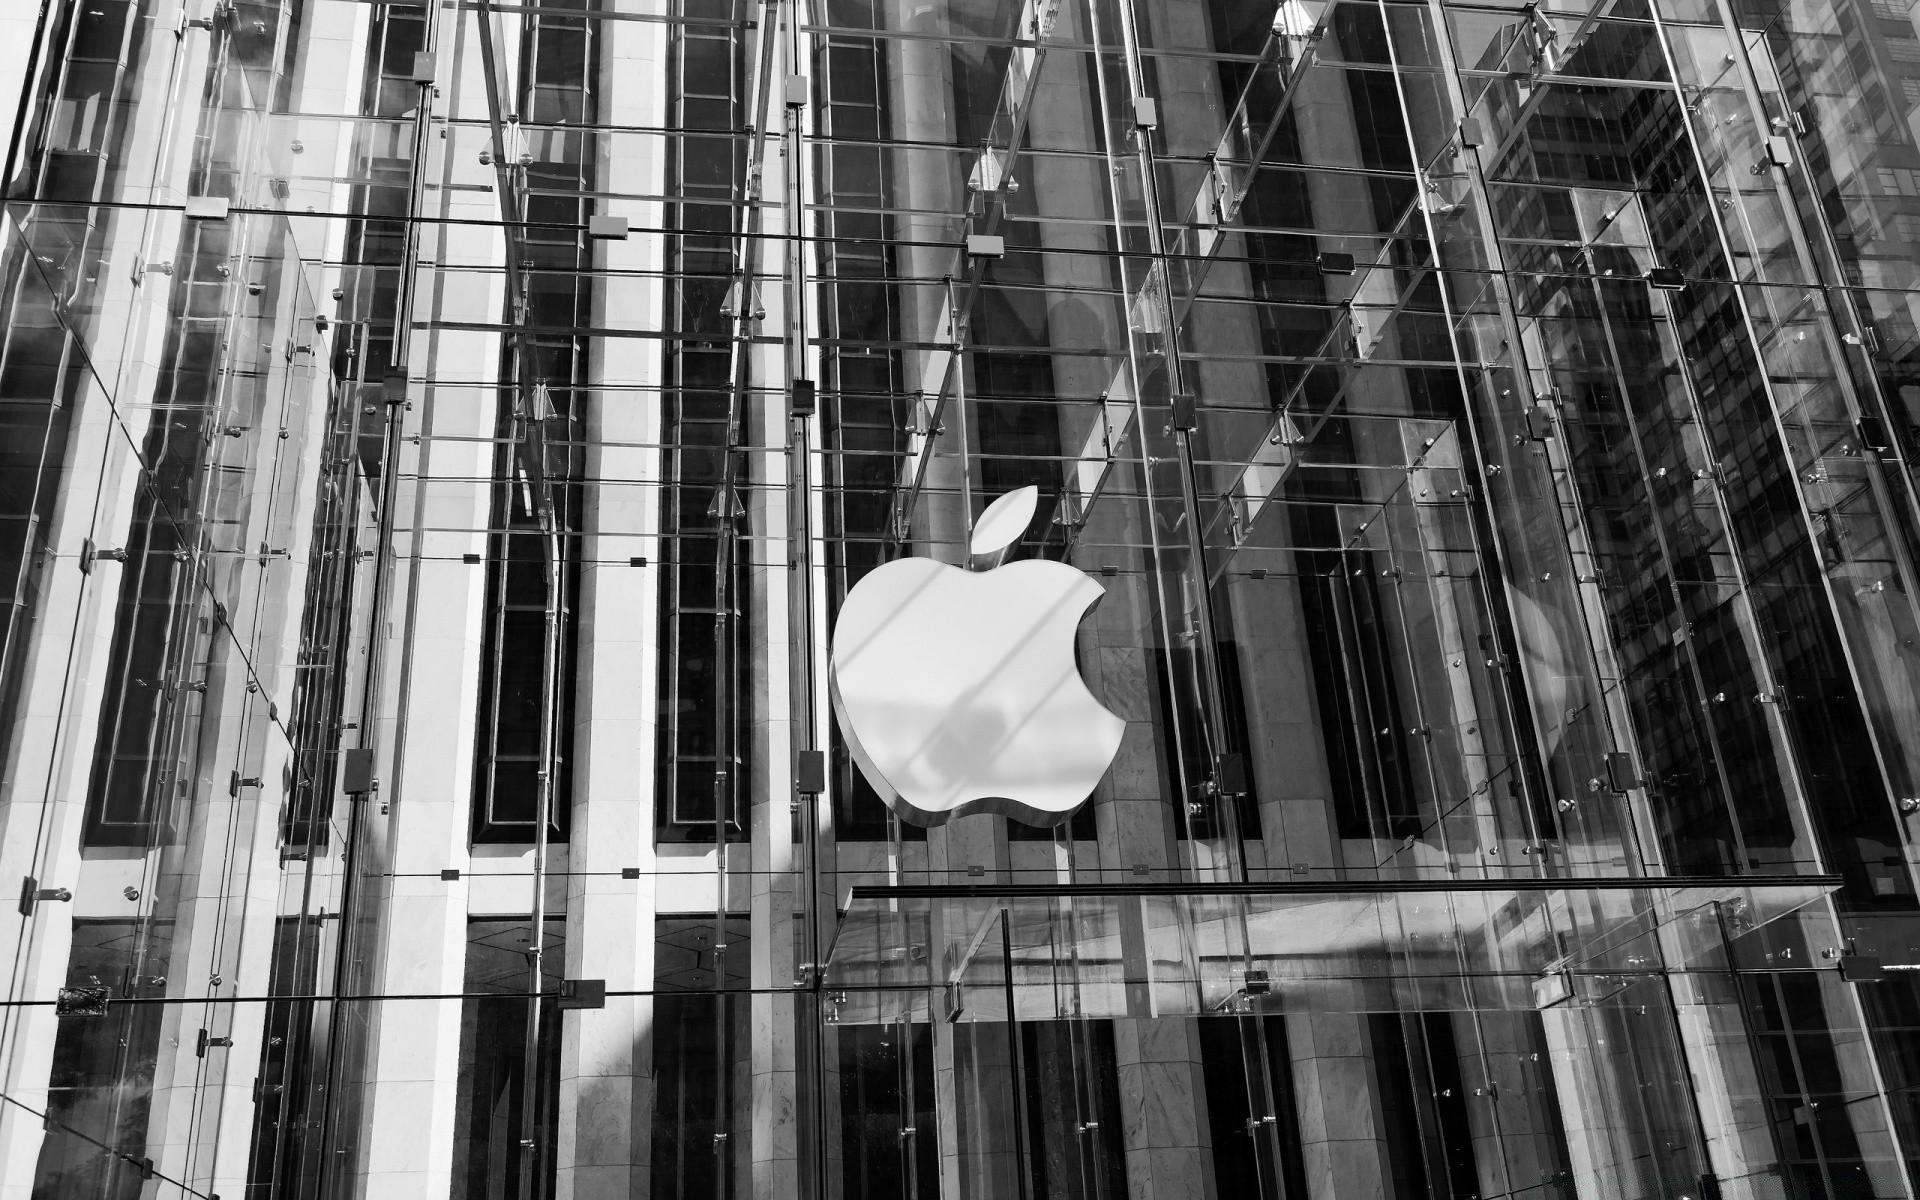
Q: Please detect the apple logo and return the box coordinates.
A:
[829,486,1126,828]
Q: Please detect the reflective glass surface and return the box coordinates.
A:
[3,0,1920,1195]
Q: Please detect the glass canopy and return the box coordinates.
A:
[826,876,1843,1020]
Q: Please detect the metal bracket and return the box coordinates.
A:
[1604,752,1640,793]
[18,878,72,916]
[796,749,826,795]
[184,196,231,221]
[1857,415,1892,454]
[341,748,376,795]
[1839,954,1885,983]
[964,233,1005,259]
[1214,752,1248,794]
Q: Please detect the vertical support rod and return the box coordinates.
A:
[780,2,832,1194]
[947,276,973,533]
[518,508,562,1200]
[710,1,786,1189]
[1000,909,1033,1200]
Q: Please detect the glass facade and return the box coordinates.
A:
[2,0,1920,1195]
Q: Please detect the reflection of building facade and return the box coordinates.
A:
[5,0,1920,1196]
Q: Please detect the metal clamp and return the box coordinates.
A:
[18,877,72,916]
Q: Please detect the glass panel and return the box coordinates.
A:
[3,0,1920,1194]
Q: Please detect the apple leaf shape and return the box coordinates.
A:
[969,485,1036,568]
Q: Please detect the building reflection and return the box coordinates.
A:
[3,0,1920,1195]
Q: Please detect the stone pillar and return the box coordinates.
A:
[1663,971,1793,1200]
[938,1013,1027,1200]
[886,19,1023,1196]
[351,5,505,1192]
[1233,538,1398,1200]
[1538,1000,1667,1199]
[1225,16,1415,1197]
[1022,0,1228,1190]
[1113,1018,1216,1200]
[283,0,376,265]
[1285,1013,1393,1200]
[0,345,161,1200]
[886,0,972,567]
[749,26,802,1192]
[0,4,215,1190]
[551,6,668,1196]
[749,364,803,1196]
[1442,1011,1572,1200]
[138,233,337,1194]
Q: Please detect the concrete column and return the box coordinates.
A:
[886,16,1024,1197]
[1539,1000,1669,1200]
[350,5,505,1192]
[1029,0,1170,893]
[1113,1018,1216,1200]
[138,225,337,1195]
[1663,972,1792,1200]
[938,1014,1027,1200]
[0,357,160,1200]
[0,4,216,1190]
[749,340,803,1194]
[749,32,802,1193]
[1232,535,1400,1200]
[282,0,376,266]
[1286,1014,1393,1200]
[1216,19,1417,1198]
[1023,0,1227,1190]
[552,5,668,1196]
[1439,1011,1572,1200]
[886,0,972,572]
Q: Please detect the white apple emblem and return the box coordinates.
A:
[829,486,1126,828]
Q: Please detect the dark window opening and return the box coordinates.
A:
[31,920,168,1199]
[449,918,566,1200]
[837,1023,939,1200]
[471,0,598,845]
[1018,1020,1128,1200]
[818,0,915,844]
[1198,1015,1310,1200]
[652,915,751,1199]
[656,0,752,844]
[242,915,329,1198]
